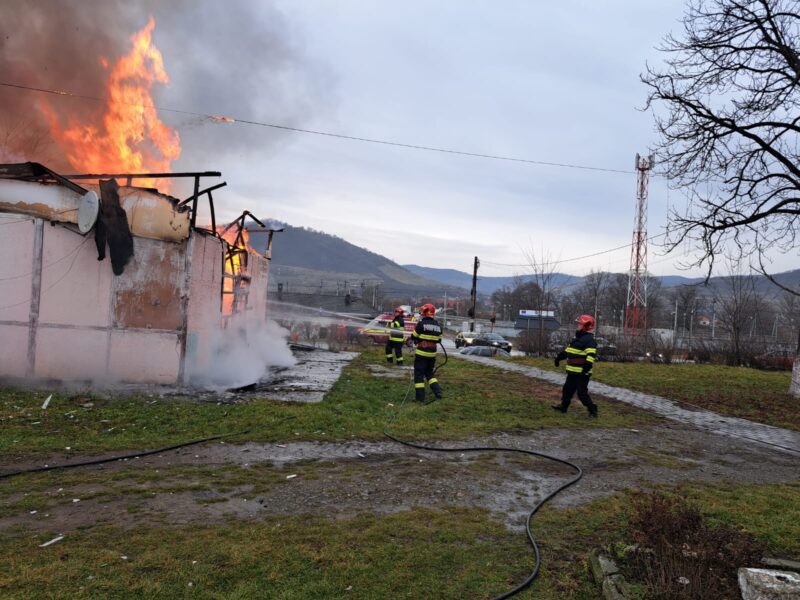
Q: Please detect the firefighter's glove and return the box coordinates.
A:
[581,366,591,375]
[554,358,560,367]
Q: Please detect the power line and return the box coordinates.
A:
[481,232,669,270]
[0,80,634,175]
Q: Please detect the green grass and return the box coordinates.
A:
[511,357,800,430]
[0,349,657,458]
[3,351,797,598]
[1,481,796,600]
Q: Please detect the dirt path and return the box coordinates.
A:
[4,354,799,536]
[3,417,797,535]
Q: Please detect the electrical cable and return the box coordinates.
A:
[482,232,669,269]
[0,236,92,310]
[383,343,583,599]
[5,336,581,597]
[0,428,258,480]
[0,80,632,175]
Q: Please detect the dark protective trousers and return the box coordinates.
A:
[413,355,442,401]
[385,340,404,363]
[559,372,597,415]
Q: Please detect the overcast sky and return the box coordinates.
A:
[4,1,795,278]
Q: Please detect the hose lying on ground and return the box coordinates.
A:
[384,344,583,599]
[0,429,252,480]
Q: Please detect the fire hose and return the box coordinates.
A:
[3,343,582,597]
[383,341,583,599]
[0,418,292,480]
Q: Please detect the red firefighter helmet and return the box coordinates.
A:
[394,306,405,316]
[420,303,436,317]
[576,314,596,332]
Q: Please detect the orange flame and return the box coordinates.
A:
[41,17,180,189]
[217,224,253,316]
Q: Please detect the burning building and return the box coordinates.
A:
[0,16,297,388]
[0,162,279,386]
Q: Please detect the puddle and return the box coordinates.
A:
[254,348,358,403]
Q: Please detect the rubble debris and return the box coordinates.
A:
[38,535,64,547]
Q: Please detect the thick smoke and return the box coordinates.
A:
[188,317,297,390]
[0,0,333,177]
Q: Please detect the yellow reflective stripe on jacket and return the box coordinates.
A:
[566,365,586,373]
[388,321,404,340]
[565,347,585,355]
[416,333,441,341]
[415,348,437,357]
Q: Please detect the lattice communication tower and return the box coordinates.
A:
[624,153,654,349]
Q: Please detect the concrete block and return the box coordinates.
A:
[739,568,800,599]
[602,574,628,600]
[590,548,620,584]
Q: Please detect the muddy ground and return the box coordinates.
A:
[3,409,797,536]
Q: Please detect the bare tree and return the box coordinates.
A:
[522,246,560,355]
[778,289,800,347]
[715,259,761,365]
[645,275,666,329]
[644,0,800,394]
[577,270,609,325]
[603,273,630,329]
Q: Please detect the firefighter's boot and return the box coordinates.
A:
[430,379,443,399]
[415,383,426,403]
[551,404,567,413]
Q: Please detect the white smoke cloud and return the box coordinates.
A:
[189,317,297,390]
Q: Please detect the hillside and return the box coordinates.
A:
[247,223,800,301]
[403,264,800,297]
[402,265,582,295]
[247,223,470,296]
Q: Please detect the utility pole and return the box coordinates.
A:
[469,256,479,332]
[711,300,716,340]
[672,296,679,351]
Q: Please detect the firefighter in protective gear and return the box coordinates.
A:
[552,314,598,417]
[385,307,406,364]
[410,303,443,402]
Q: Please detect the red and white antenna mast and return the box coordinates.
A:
[624,153,653,349]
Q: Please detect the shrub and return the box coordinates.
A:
[624,491,764,599]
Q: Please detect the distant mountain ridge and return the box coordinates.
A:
[247,221,800,299]
[402,265,583,295]
[404,264,800,296]
[247,223,470,296]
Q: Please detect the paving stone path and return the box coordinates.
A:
[458,355,800,456]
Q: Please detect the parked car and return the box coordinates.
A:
[752,353,795,371]
[459,346,511,357]
[454,331,480,348]
[471,333,512,352]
